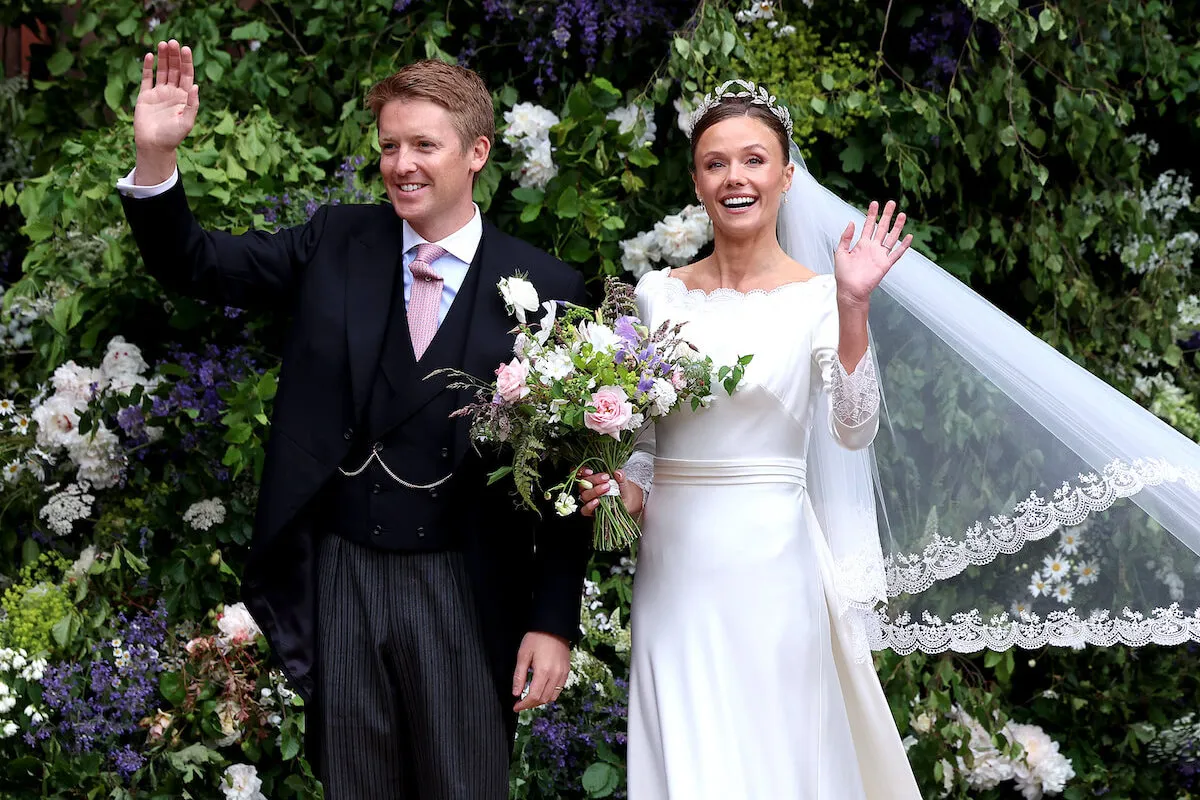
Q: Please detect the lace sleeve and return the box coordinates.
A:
[829,350,880,429]
[622,422,656,499]
[813,347,881,451]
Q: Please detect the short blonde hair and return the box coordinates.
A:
[365,60,495,153]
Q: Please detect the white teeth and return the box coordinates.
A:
[722,196,756,208]
[399,184,425,192]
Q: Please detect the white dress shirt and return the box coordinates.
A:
[116,167,481,326]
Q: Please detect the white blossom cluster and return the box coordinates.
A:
[1116,169,1198,276]
[1145,555,1191,603]
[947,707,1076,799]
[605,103,657,152]
[502,102,560,190]
[735,1,809,27]
[619,204,714,278]
[183,497,227,531]
[20,335,159,491]
[221,763,267,800]
[1125,132,1161,156]
[1148,712,1200,764]
[0,648,47,740]
[38,481,96,537]
[1132,372,1200,434]
[1174,294,1200,337]
[0,288,44,353]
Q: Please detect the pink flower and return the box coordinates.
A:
[585,387,634,440]
[670,367,686,389]
[495,358,532,404]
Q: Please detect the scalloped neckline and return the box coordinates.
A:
[662,269,831,299]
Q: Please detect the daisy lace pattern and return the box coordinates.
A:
[884,457,1200,597]
[872,603,1200,654]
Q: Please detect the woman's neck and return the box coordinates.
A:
[705,227,788,289]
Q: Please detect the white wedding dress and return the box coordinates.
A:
[623,268,921,799]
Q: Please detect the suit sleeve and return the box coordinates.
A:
[526,269,593,643]
[119,175,329,311]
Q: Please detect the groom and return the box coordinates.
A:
[118,40,590,798]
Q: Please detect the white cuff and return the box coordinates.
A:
[116,166,179,199]
[623,450,655,499]
[830,348,880,429]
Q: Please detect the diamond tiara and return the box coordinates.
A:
[686,78,794,141]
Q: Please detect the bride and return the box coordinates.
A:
[578,81,922,798]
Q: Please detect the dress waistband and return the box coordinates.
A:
[653,456,807,487]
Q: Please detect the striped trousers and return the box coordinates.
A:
[316,534,509,800]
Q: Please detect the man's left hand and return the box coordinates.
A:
[511,631,570,712]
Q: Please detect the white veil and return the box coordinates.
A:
[782,145,1200,654]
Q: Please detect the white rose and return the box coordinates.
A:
[217,602,263,646]
[31,395,81,449]
[654,205,713,267]
[221,763,266,800]
[498,276,540,323]
[101,336,149,380]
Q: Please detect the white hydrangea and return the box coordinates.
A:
[503,102,560,191]
[1175,294,1200,335]
[183,498,227,531]
[619,204,713,276]
[620,231,662,278]
[517,137,558,190]
[221,763,266,800]
[50,361,104,408]
[606,104,657,151]
[38,481,96,537]
[67,424,124,490]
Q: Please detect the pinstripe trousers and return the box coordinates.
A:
[316,534,509,800]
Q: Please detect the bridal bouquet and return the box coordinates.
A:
[445,275,750,551]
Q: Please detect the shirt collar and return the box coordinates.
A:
[401,204,483,266]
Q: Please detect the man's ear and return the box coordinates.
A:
[470,135,492,175]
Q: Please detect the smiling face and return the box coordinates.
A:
[377,98,490,241]
[692,114,794,239]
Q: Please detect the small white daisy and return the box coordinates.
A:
[1043,554,1072,583]
[3,460,22,483]
[1029,574,1051,598]
[0,398,15,416]
[1053,582,1074,604]
[1058,530,1083,555]
[1011,600,1032,618]
[1076,561,1100,585]
[10,414,30,434]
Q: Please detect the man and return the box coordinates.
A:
[118,40,590,799]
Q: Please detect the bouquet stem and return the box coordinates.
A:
[570,438,641,551]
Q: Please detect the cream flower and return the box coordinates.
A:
[498,276,540,323]
[217,602,263,647]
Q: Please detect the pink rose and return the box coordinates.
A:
[495,358,531,404]
[585,386,634,440]
[670,367,686,389]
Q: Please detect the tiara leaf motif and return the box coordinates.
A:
[686,78,794,141]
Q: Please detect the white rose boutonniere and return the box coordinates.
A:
[499,275,540,323]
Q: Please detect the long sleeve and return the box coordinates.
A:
[812,293,881,450]
[118,173,329,311]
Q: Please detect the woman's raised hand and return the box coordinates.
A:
[833,200,913,305]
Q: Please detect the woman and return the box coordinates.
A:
[578,83,923,798]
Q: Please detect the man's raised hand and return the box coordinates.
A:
[132,40,199,185]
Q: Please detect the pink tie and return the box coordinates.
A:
[407,242,447,359]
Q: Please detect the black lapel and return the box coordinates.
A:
[345,210,404,421]
[453,221,522,465]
